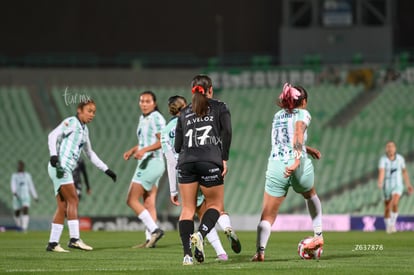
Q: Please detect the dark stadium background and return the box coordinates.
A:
[1,0,413,63]
[0,0,413,232]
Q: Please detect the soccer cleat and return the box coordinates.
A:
[46,242,69,252]
[216,254,228,261]
[224,227,242,253]
[146,228,164,248]
[302,235,324,250]
[390,225,397,233]
[68,238,93,251]
[194,247,204,263]
[182,254,194,265]
[251,251,265,262]
[191,232,205,263]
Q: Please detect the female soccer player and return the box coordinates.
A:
[252,83,323,262]
[124,91,166,248]
[378,141,413,233]
[10,160,38,232]
[47,99,117,252]
[161,95,240,264]
[174,75,232,265]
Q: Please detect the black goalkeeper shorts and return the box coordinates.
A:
[177,161,224,187]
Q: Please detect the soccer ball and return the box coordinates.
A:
[297,236,323,260]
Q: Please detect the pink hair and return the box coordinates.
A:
[279,83,301,100]
[278,83,301,111]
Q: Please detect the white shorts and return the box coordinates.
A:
[12,195,30,210]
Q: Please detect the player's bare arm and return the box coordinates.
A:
[402,168,413,194]
[306,146,321,159]
[285,121,306,177]
[133,134,162,160]
[377,168,385,189]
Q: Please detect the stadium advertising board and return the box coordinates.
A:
[208,67,414,89]
[77,215,414,232]
[351,216,414,232]
[271,215,350,231]
[79,216,176,231]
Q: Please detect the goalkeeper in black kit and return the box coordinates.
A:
[174,74,233,265]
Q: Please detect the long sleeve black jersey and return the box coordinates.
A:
[174,98,232,167]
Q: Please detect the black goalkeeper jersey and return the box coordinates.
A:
[175,98,232,167]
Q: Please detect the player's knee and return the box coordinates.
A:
[181,208,195,220]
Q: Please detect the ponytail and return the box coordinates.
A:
[192,92,209,117]
[168,95,187,116]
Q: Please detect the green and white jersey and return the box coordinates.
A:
[379,154,406,189]
[160,117,178,158]
[10,172,38,200]
[269,108,311,162]
[137,110,166,160]
[48,116,108,172]
[160,116,179,196]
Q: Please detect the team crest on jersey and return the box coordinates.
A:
[169,129,175,139]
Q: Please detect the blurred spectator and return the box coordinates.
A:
[318,66,341,85]
[10,160,38,232]
[382,66,400,84]
[346,68,374,90]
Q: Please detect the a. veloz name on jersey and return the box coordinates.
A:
[186,116,214,125]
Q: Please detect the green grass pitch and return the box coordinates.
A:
[0,230,412,274]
